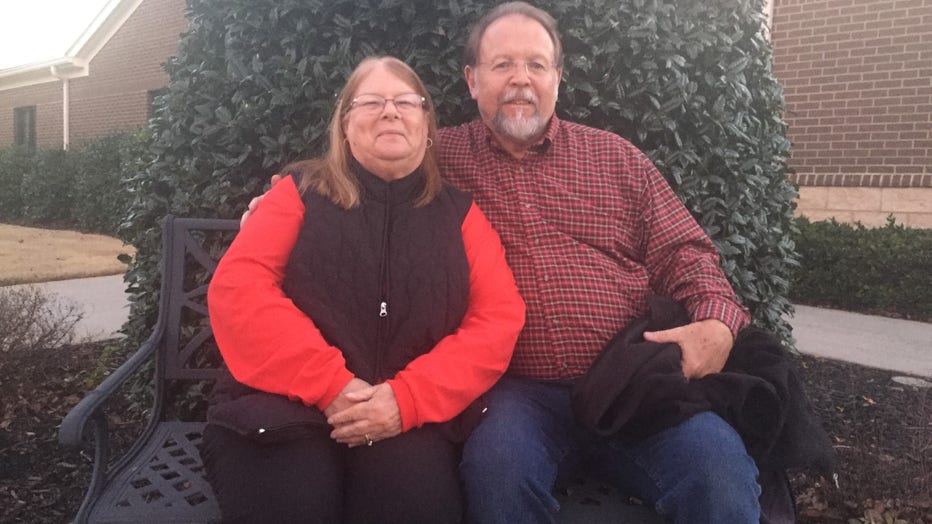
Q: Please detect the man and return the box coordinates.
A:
[443,4,759,523]
[246,3,761,522]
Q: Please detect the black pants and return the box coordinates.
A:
[202,423,463,524]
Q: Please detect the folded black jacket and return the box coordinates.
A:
[571,295,833,474]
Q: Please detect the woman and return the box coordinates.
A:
[202,56,525,523]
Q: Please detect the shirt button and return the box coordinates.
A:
[523,203,531,209]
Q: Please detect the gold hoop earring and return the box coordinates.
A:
[426,138,434,149]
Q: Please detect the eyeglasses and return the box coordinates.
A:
[480,60,554,78]
[349,93,426,114]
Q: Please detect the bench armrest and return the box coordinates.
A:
[59,322,166,448]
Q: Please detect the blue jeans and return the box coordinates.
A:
[461,377,761,524]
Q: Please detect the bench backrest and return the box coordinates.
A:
[156,216,239,385]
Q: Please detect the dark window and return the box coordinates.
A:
[14,106,36,148]
[147,88,168,119]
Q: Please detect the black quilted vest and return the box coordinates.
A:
[282,165,473,383]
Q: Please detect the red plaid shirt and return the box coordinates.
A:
[438,116,749,379]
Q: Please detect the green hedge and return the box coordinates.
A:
[72,132,150,234]
[0,146,33,222]
[121,0,798,347]
[21,149,76,226]
[790,217,932,322]
[0,131,145,235]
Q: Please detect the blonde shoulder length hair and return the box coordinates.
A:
[283,56,442,209]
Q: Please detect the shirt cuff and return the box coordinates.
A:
[691,299,751,339]
[386,378,418,432]
[315,368,355,412]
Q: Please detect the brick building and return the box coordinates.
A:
[0,0,188,150]
[772,0,932,227]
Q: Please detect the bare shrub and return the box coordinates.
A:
[0,286,83,377]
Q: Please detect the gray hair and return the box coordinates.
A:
[463,2,563,67]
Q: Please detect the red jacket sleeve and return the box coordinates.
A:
[207,176,354,410]
[387,202,525,431]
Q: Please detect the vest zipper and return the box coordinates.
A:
[375,188,392,382]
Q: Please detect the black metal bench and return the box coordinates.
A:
[59,215,662,523]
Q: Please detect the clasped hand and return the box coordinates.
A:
[324,378,402,447]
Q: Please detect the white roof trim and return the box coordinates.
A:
[66,0,145,62]
[0,0,145,92]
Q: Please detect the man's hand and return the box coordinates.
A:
[240,173,283,227]
[322,377,372,419]
[643,318,734,379]
[327,383,402,447]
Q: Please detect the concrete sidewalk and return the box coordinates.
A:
[5,274,931,378]
[4,274,130,342]
[790,304,931,378]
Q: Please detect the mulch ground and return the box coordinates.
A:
[0,341,929,523]
[792,355,931,523]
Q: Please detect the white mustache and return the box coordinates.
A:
[500,89,538,105]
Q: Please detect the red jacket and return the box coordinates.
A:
[208,172,525,431]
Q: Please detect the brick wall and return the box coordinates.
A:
[0,0,187,148]
[0,83,63,148]
[772,0,932,227]
[67,0,187,143]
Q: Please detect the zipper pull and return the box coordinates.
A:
[379,301,388,317]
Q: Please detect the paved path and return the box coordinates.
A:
[790,305,932,378]
[4,275,931,378]
[4,274,129,342]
